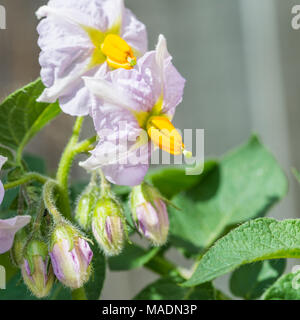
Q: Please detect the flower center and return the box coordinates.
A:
[146,116,192,157]
[101,34,137,70]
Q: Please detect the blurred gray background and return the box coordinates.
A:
[1,0,300,299]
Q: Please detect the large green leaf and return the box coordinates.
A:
[262,270,300,300]
[168,136,287,255]
[0,272,38,300]
[0,79,61,159]
[184,218,300,287]
[147,161,218,199]
[230,259,286,299]
[134,276,216,300]
[108,244,160,271]
[0,252,18,283]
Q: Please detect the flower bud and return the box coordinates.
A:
[11,228,28,267]
[75,188,99,231]
[92,197,126,256]
[49,224,93,289]
[21,239,54,298]
[131,182,169,246]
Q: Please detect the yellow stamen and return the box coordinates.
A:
[147,116,190,156]
[101,34,137,70]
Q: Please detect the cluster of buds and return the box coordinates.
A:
[12,220,93,296]
[75,171,127,256]
[75,172,170,254]
[9,174,170,299]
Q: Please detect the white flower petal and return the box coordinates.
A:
[83,76,134,111]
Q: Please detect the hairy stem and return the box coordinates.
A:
[4,172,48,190]
[56,117,84,189]
[55,117,84,220]
[43,180,63,223]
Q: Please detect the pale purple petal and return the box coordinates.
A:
[77,238,93,267]
[58,64,108,116]
[0,155,7,205]
[0,179,4,206]
[36,0,147,116]
[80,140,150,186]
[122,8,148,56]
[0,216,31,254]
[44,0,111,30]
[80,99,150,186]
[108,68,156,113]
[24,259,32,277]
[105,217,113,243]
[139,35,186,117]
[36,6,93,103]
[49,251,65,282]
[136,199,169,245]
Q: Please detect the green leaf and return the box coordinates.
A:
[147,161,218,199]
[0,147,15,169]
[0,187,19,219]
[262,270,300,300]
[0,252,18,283]
[0,272,38,300]
[168,136,287,256]
[84,242,106,300]
[108,244,160,271]
[230,259,286,299]
[0,79,61,160]
[23,153,46,174]
[184,218,300,287]
[49,283,72,300]
[134,276,216,300]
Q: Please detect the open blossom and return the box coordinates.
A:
[80,34,186,186]
[36,0,147,116]
[0,156,31,254]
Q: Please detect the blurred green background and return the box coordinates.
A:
[1,0,300,299]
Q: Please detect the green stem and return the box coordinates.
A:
[55,117,85,220]
[145,254,177,276]
[56,117,84,190]
[4,172,48,190]
[71,288,87,300]
[74,136,97,154]
[32,201,46,233]
[43,180,63,223]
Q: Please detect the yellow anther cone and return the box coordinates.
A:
[147,116,189,156]
[101,34,136,69]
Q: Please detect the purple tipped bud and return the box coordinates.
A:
[49,224,93,289]
[21,239,54,298]
[92,197,126,256]
[131,183,170,246]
